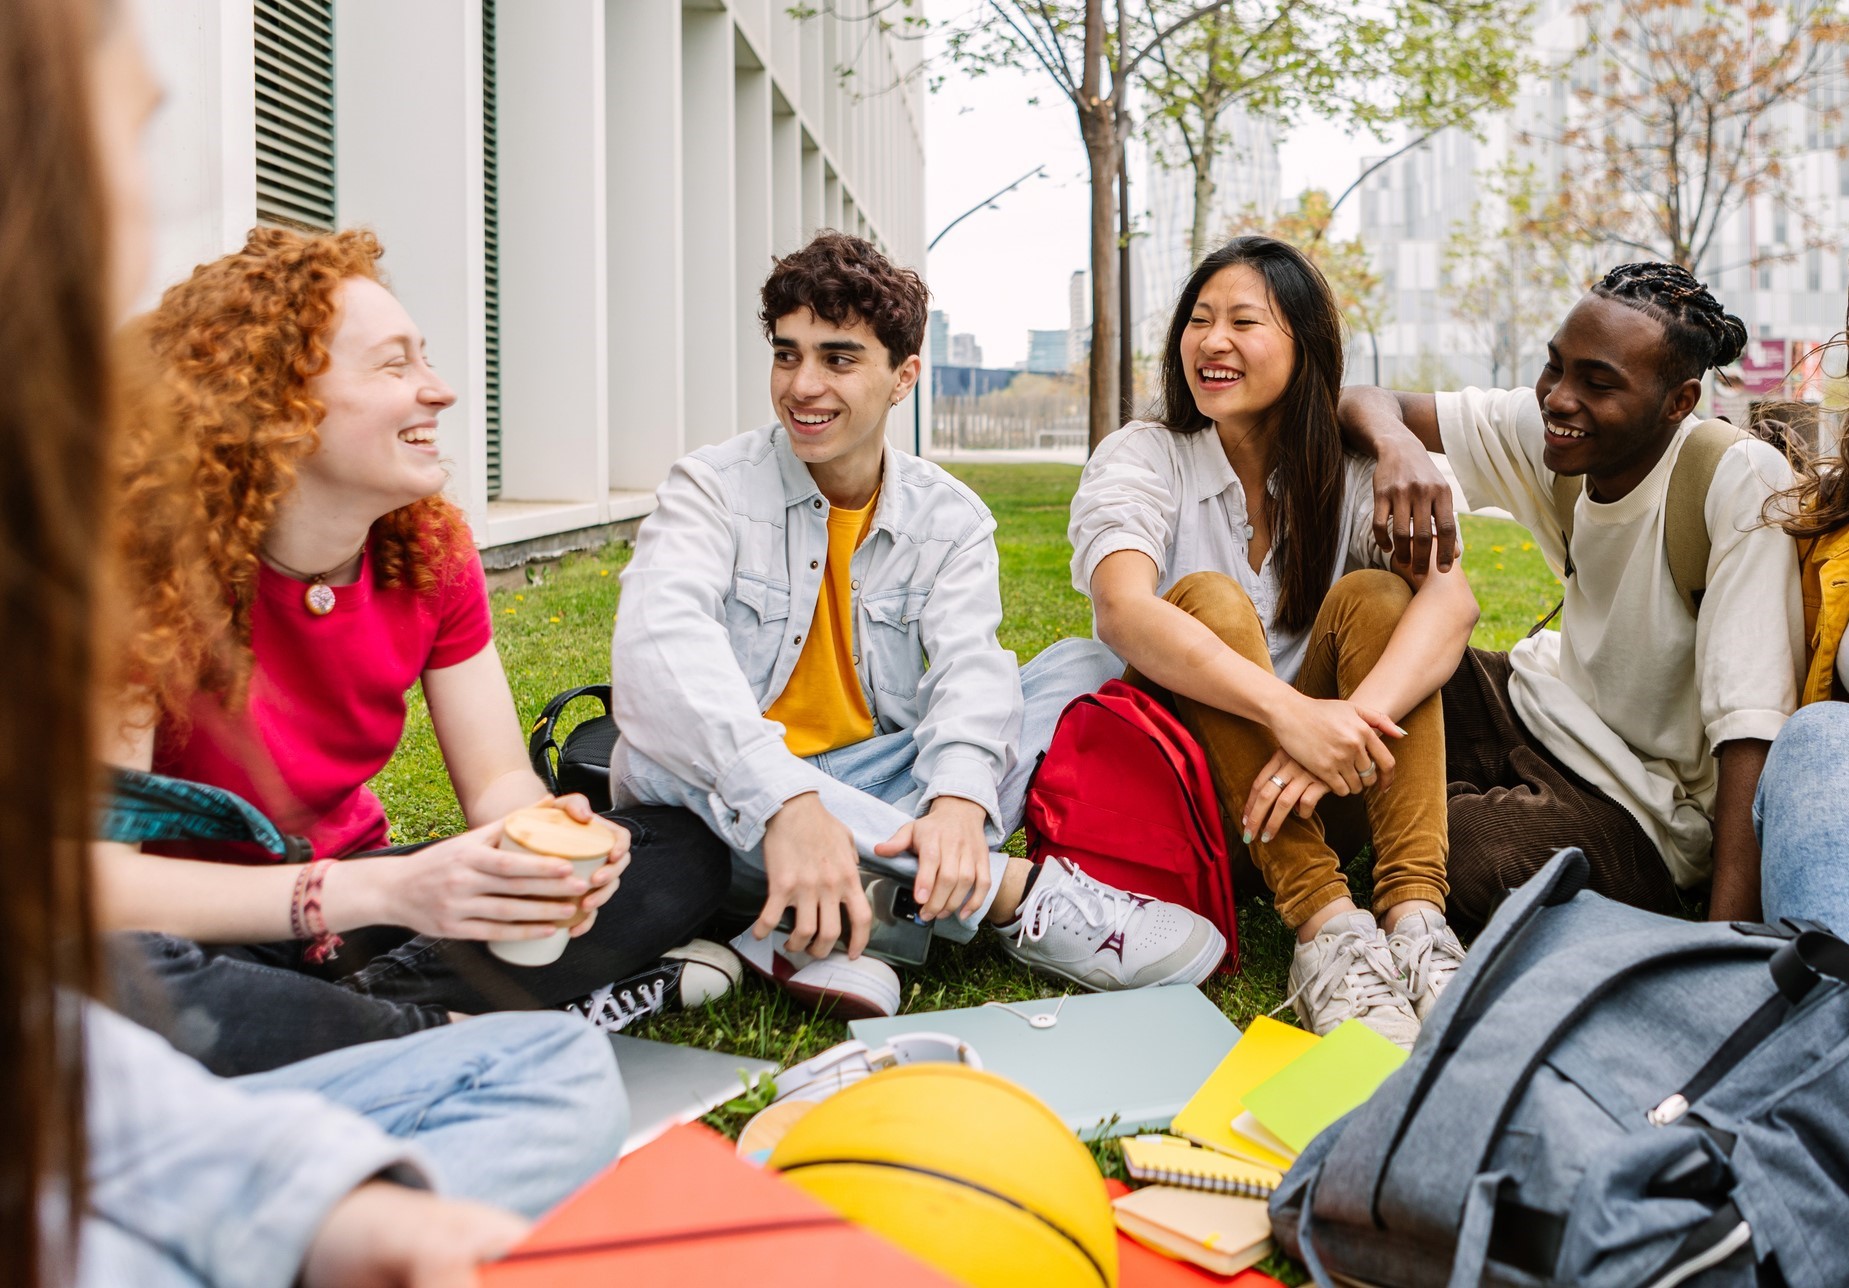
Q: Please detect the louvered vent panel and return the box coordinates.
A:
[255,0,335,232]
[483,0,503,499]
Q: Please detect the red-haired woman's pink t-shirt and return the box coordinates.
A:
[152,546,493,861]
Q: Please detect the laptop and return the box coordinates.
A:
[850,984,1239,1139]
[607,1035,777,1155]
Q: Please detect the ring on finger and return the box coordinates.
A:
[1359,761,1378,779]
[1269,774,1288,789]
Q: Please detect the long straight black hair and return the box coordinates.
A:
[1154,235,1346,634]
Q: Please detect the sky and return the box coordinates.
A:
[922,16,1380,369]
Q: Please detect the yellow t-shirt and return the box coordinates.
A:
[765,490,878,756]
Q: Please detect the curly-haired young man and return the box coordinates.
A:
[1341,263,1802,934]
[609,232,1224,1015]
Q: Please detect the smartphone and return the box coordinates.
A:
[774,868,935,966]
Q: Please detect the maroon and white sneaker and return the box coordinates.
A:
[994,857,1224,991]
[728,928,901,1019]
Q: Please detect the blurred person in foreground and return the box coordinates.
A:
[5,2,624,1285]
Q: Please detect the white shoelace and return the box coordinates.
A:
[1396,923,1465,1000]
[1011,861,1136,948]
[572,976,669,1033]
[1274,928,1409,1025]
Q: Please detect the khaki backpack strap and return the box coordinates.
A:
[1664,419,1747,616]
[1551,471,1580,549]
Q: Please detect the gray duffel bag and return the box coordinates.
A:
[1270,847,1849,1288]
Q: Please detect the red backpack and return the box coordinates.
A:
[1024,678,1238,971]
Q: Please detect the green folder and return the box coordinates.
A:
[1239,1018,1408,1156]
[850,984,1239,1140]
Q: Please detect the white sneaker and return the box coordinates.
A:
[661,938,743,1006]
[1283,910,1421,1050]
[1387,909,1466,1023]
[728,928,901,1020]
[994,857,1225,990]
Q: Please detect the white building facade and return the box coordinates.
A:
[141,0,927,560]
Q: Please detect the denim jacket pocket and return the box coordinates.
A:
[728,572,792,691]
[862,586,929,698]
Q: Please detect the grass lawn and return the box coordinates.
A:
[371,462,1559,1226]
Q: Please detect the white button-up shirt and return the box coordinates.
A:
[1068,420,1389,684]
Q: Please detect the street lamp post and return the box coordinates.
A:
[916,165,1048,454]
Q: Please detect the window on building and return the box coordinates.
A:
[483,0,502,500]
[1809,248,1823,294]
[254,0,336,232]
[1759,249,1773,292]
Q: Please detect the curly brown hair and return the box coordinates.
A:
[758,230,929,367]
[116,226,470,726]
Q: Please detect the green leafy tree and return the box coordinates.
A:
[1141,0,1534,264]
[944,1,1220,449]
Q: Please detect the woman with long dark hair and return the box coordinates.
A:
[1068,236,1479,1048]
[8,2,625,1283]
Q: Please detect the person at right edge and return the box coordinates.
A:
[1340,263,1802,929]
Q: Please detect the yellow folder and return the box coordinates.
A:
[1167,1016,1319,1173]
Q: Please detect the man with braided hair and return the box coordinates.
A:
[1340,263,1801,927]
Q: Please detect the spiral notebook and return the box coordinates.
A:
[1120,1135,1282,1199]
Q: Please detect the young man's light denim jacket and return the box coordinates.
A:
[611,424,1024,852]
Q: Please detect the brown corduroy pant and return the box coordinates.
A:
[1125,570,1450,930]
[1441,647,1681,933]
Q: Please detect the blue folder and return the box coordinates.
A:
[850,983,1240,1140]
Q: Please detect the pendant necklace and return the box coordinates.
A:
[262,542,367,617]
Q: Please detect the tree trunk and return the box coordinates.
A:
[1189,158,1216,266]
[1077,0,1119,456]
[1085,117,1122,451]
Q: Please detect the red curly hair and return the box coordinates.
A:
[116,226,470,725]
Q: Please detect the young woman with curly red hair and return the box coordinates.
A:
[98,228,733,1075]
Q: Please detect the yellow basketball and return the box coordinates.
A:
[768,1064,1118,1288]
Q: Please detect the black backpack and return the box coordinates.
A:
[527,684,617,812]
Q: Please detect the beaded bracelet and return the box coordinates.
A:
[290,858,345,964]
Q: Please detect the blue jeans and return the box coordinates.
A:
[1756,702,1849,934]
[78,1013,623,1287]
[612,638,1122,943]
[236,1012,625,1217]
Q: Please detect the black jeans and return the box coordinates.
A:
[113,806,730,1076]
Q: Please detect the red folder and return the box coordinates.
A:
[1106,1180,1288,1287]
[482,1123,956,1286]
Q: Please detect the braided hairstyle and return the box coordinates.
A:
[1590,263,1748,390]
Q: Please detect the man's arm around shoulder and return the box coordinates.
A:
[1337,386,1457,572]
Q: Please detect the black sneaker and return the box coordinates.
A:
[560,938,740,1033]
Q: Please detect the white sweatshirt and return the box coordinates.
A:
[1437,386,1802,886]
